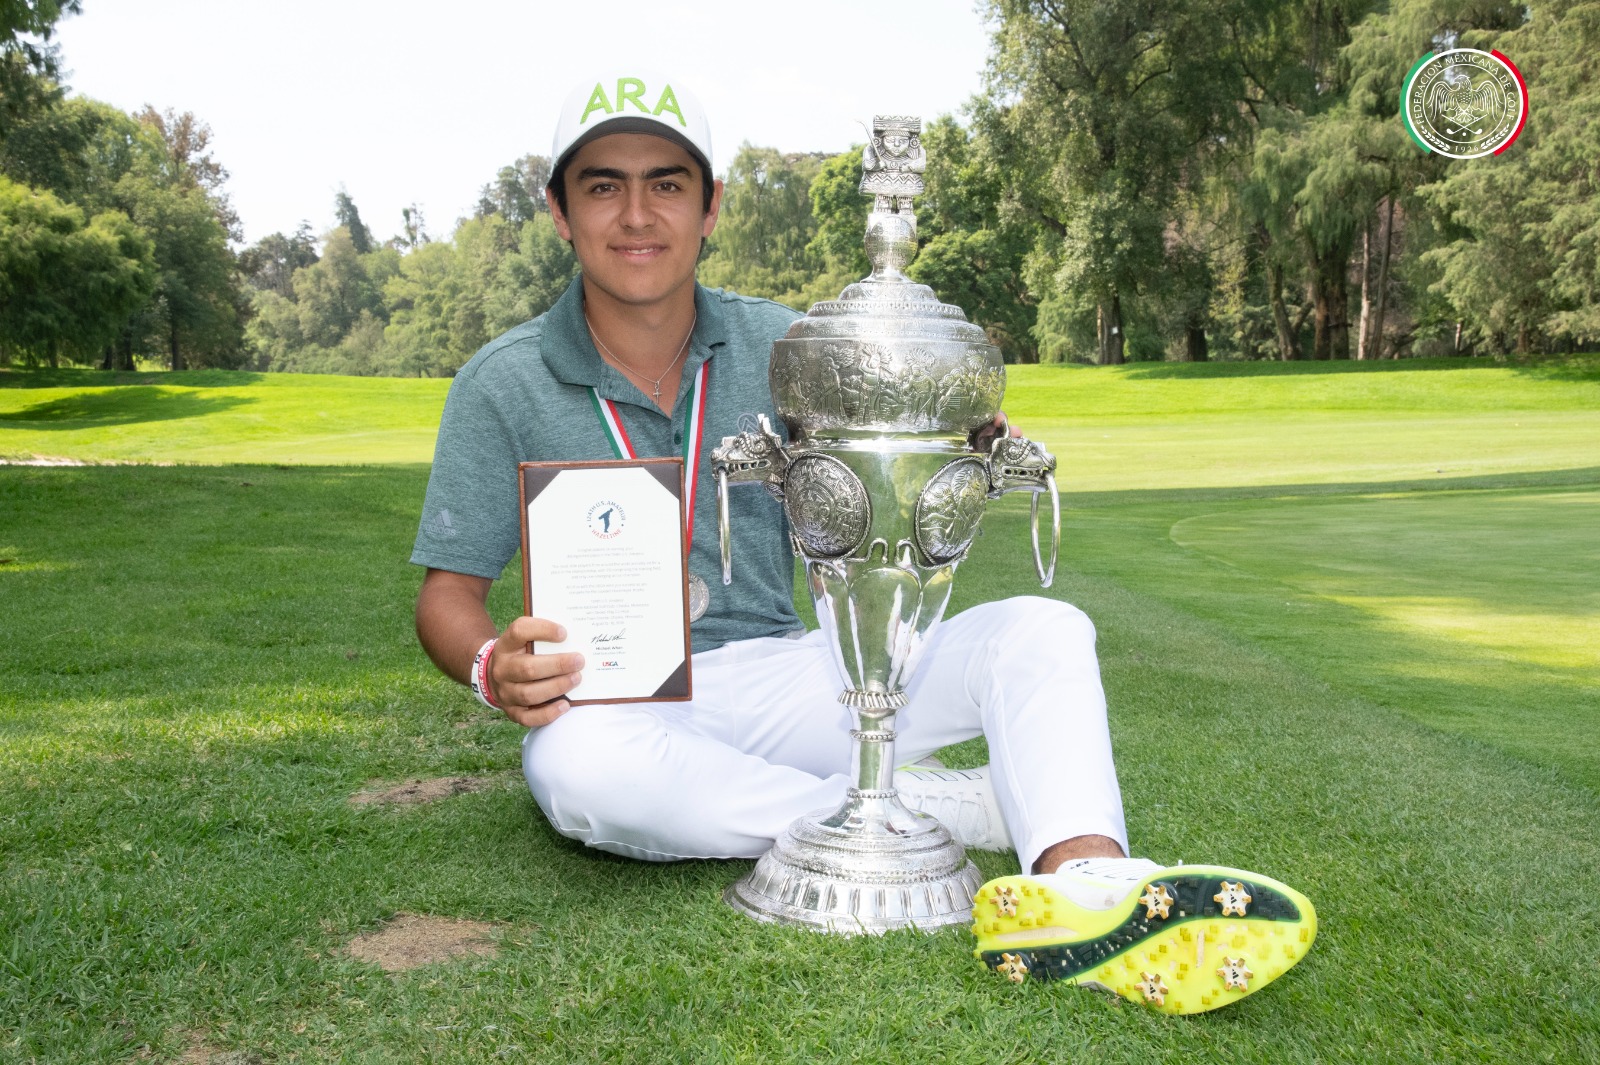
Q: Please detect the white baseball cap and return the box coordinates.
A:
[550,72,713,175]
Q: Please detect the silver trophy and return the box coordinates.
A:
[712,115,1059,934]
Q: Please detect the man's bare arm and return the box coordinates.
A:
[415,568,585,727]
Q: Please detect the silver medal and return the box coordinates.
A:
[688,572,710,621]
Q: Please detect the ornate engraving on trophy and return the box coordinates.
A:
[947,354,1004,420]
[769,342,1004,434]
[988,435,1056,493]
[785,454,871,559]
[915,458,990,563]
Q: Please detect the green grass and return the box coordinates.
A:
[0,369,449,465]
[5,357,1599,486]
[1005,358,1600,492]
[2,359,1598,1063]
[1165,488,1600,785]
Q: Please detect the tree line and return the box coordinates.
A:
[2,0,1595,374]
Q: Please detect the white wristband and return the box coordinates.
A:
[470,637,500,710]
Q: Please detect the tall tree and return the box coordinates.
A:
[698,144,828,307]
[806,147,871,284]
[292,226,391,347]
[476,154,552,225]
[1246,109,1396,360]
[239,223,319,298]
[382,240,477,377]
[2,95,246,368]
[981,0,1247,363]
[0,1,79,140]
[107,107,247,368]
[907,115,1039,361]
[131,105,240,238]
[114,172,242,369]
[484,213,577,338]
[1188,0,1373,360]
[0,93,137,201]
[434,213,502,359]
[0,174,154,366]
[244,287,305,371]
[334,187,373,254]
[1418,0,1599,351]
[1524,0,1600,345]
[1232,0,1528,359]
[1285,113,1369,358]
[399,204,428,249]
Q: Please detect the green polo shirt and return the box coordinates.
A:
[411,273,803,654]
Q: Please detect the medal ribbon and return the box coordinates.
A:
[587,358,709,549]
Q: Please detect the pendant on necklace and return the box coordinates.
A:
[688,572,709,622]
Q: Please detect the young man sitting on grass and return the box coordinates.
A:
[410,70,1316,1015]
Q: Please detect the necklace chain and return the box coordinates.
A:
[586,312,697,401]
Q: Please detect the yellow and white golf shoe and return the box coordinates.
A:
[972,857,1317,1014]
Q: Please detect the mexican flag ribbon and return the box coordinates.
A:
[587,358,709,545]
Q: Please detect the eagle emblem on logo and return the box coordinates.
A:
[1423,65,1506,134]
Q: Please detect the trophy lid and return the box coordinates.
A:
[771,116,1003,437]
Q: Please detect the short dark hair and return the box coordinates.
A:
[547,156,716,218]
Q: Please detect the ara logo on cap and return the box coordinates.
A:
[579,78,686,128]
[552,71,713,173]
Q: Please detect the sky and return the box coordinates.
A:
[53,1,995,247]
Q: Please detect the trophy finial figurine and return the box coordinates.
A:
[712,113,1059,934]
[860,115,926,214]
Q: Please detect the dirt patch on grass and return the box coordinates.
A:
[180,1049,261,1065]
[344,913,499,972]
[348,775,495,807]
[171,1031,262,1064]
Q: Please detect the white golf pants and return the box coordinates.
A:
[521,596,1126,873]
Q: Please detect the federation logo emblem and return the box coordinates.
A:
[1402,48,1527,159]
[586,499,625,539]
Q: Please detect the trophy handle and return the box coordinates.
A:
[1029,473,1059,588]
[717,467,733,586]
[711,415,792,588]
[984,435,1059,587]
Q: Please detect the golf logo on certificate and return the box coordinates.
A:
[586,499,625,539]
[520,458,692,704]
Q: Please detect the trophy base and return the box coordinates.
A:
[725,791,984,935]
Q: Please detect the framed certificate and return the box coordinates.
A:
[519,458,691,705]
